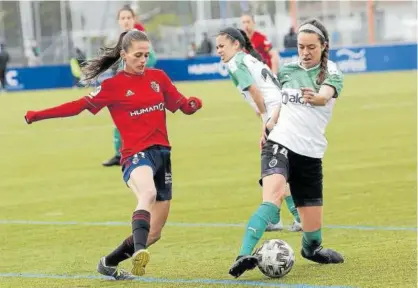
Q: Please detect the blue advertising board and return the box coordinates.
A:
[156,43,417,81]
[4,43,417,91]
[5,65,74,91]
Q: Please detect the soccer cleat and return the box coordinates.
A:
[131,249,150,276]
[102,155,121,167]
[97,256,136,280]
[301,246,344,264]
[288,220,303,232]
[265,219,283,232]
[228,255,259,278]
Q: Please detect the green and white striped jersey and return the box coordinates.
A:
[226,51,282,122]
[268,60,344,158]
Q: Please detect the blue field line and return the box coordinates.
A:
[0,272,354,288]
[0,219,416,232]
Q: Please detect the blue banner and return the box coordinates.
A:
[280,43,417,73]
[5,65,74,91]
[5,43,417,91]
[157,43,417,81]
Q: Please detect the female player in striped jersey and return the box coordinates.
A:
[224,19,344,278]
[102,5,157,167]
[216,27,302,233]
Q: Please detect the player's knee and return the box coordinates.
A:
[141,188,157,205]
[262,175,286,206]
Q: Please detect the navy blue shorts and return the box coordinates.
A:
[122,145,172,201]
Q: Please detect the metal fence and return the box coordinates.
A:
[0,1,416,66]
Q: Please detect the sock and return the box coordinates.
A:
[239,202,280,256]
[105,235,134,267]
[113,127,121,157]
[302,228,322,256]
[132,210,150,252]
[284,195,300,223]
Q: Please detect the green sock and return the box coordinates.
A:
[302,228,322,256]
[239,202,280,256]
[113,127,121,157]
[284,195,300,222]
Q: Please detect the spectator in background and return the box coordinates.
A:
[284,27,298,50]
[25,39,41,66]
[70,47,87,88]
[0,43,10,92]
[75,48,86,67]
[241,13,279,74]
[187,42,197,58]
[197,33,213,55]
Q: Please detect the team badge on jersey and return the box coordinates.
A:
[269,158,278,168]
[125,90,135,97]
[89,86,101,97]
[150,81,160,92]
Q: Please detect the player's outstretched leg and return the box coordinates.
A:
[97,256,136,280]
[300,229,344,264]
[97,235,136,280]
[229,202,280,278]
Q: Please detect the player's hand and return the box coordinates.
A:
[301,87,316,104]
[187,97,202,111]
[24,111,37,124]
[260,124,268,150]
[260,134,266,150]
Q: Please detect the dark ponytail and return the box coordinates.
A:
[298,18,329,85]
[237,29,264,63]
[317,43,329,84]
[82,31,128,83]
[82,29,149,84]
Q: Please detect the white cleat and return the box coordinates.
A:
[288,220,303,232]
[265,220,283,232]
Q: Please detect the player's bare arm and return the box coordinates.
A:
[269,49,280,75]
[247,84,268,123]
[301,85,335,106]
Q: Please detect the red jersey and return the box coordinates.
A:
[250,31,273,68]
[134,23,145,32]
[84,69,186,163]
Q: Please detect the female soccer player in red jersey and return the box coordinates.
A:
[103,4,158,167]
[24,29,202,279]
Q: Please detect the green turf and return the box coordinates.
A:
[0,71,416,288]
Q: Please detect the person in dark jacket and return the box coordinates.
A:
[0,43,10,91]
[284,27,297,50]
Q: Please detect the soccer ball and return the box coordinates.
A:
[254,239,295,278]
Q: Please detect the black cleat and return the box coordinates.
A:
[301,246,344,264]
[102,155,121,167]
[97,257,135,280]
[228,255,259,278]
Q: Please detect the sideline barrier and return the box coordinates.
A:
[5,43,416,91]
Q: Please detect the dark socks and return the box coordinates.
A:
[132,210,151,252]
[105,235,134,267]
[302,228,322,256]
